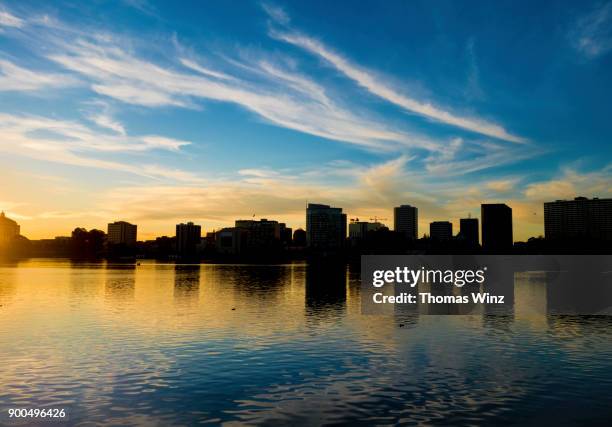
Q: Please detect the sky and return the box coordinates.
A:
[0,0,611,240]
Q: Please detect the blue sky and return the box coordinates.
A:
[0,0,611,239]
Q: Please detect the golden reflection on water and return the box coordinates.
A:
[1,259,609,346]
[1,259,612,425]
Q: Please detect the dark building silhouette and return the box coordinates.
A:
[349,220,384,240]
[176,222,201,256]
[107,221,137,246]
[394,204,418,239]
[216,227,248,255]
[430,221,452,241]
[0,211,20,248]
[235,218,284,251]
[306,203,347,250]
[71,227,105,257]
[544,197,612,242]
[293,228,307,247]
[459,218,479,246]
[481,204,513,251]
[280,223,293,247]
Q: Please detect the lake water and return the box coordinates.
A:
[1,259,611,425]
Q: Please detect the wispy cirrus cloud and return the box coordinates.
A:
[0,9,23,28]
[82,100,126,135]
[570,2,612,59]
[267,26,525,143]
[0,59,77,91]
[1,3,535,175]
[40,34,443,152]
[0,113,199,182]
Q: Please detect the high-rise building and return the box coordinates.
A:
[306,203,347,249]
[0,211,20,247]
[107,221,137,246]
[481,204,513,251]
[176,222,202,255]
[544,197,612,241]
[349,220,384,240]
[459,218,479,246]
[235,218,282,250]
[429,221,452,241]
[394,205,418,239]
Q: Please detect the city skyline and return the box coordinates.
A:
[3,196,611,247]
[1,1,612,240]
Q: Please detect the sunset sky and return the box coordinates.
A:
[1,0,611,240]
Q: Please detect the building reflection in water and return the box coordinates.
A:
[305,263,347,320]
[69,259,105,301]
[105,264,136,305]
[514,271,547,329]
[228,265,287,305]
[0,262,17,308]
[174,265,201,305]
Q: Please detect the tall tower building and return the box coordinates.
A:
[544,197,612,241]
[176,222,202,255]
[306,203,347,249]
[107,221,137,246]
[394,205,418,239]
[481,204,513,251]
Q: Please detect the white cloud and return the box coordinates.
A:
[42,36,443,152]
[0,7,534,174]
[0,10,23,28]
[270,31,525,143]
[87,112,126,135]
[179,57,235,81]
[0,59,77,92]
[0,113,197,181]
[571,2,612,59]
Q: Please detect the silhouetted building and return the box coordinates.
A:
[216,227,248,255]
[203,232,216,249]
[306,203,347,250]
[71,227,105,256]
[394,204,418,239]
[107,221,137,246]
[544,197,612,242]
[280,223,292,246]
[481,204,513,251]
[293,228,307,247]
[459,218,479,246]
[235,218,283,251]
[176,222,202,256]
[0,211,20,248]
[430,221,452,241]
[349,220,384,240]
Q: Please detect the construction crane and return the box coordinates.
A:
[369,216,388,223]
